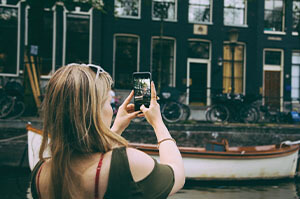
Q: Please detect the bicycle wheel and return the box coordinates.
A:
[205,107,212,122]
[7,101,25,119]
[181,104,191,121]
[162,101,183,123]
[0,96,15,119]
[240,106,259,123]
[208,105,229,122]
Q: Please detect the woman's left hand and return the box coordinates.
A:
[111,90,140,135]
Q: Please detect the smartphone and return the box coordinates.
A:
[133,72,151,111]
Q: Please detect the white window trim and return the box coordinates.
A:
[263,0,285,34]
[0,3,20,77]
[186,38,212,105]
[224,0,248,27]
[114,0,141,19]
[113,34,140,84]
[152,0,178,22]
[150,36,176,87]
[263,48,284,111]
[63,7,93,66]
[223,41,247,95]
[188,0,213,24]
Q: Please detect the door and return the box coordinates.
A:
[189,63,207,105]
[264,71,280,110]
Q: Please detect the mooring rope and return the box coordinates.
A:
[0,134,27,143]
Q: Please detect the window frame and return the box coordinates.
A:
[262,48,284,109]
[291,50,300,102]
[114,0,141,19]
[264,0,286,34]
[0,3,20,77]
[222,41,246,94]
[224,0,248,27]
[150,36,176,87]
[63,7,93,66]
[152,0,178,22]
[188,0,213,25]
[113,33,140,89]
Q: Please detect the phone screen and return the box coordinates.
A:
[133,72,151,111]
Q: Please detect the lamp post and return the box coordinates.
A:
[228,29,239,95]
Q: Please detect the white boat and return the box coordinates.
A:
[27,124,300,181]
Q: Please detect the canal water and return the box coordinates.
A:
[1,166,300,199]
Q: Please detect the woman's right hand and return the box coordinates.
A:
[140,82,164,128]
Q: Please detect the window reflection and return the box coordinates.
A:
[152,38,175,87]
[115,0,140,18]
[188,0,210,23]
[293,0,300,33]
[152,0,176,21]
[0,6,18,75]
[264,0,284,31]
[65,13,90,64]
[114,36,138,89]
[224,0,246,25]
[188,40,210,59]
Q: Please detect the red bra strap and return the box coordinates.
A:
[36,163,45,199]
[94,154,104,199]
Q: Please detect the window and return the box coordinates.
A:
[292,52,300,101]
[188,40,210,59]
[40,10,53,76]
[188,0,211,23]
[152,0,176,21]
[65,13,90,65]
[151,38,175,88]
[0,6,18,75]
[264,0,284,32]
[265,51,281,65]
[224,0,247,26]
[223,44,245,94]
[115,0,140,18]
[293,0,300,33]
[114,35,139,89]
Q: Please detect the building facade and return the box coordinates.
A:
[0,0,299,111]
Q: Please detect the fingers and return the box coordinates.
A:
[140,104,147,112]
[122,90,134,106]
[126,104,135,113]
[128,110,140,119]
[150,81,157,103]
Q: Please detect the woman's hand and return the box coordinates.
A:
[140,82,164,128]
[111,91,140,135]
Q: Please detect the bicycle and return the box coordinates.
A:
[205,93,260,123]
[0,80,25,119]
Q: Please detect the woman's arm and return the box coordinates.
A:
[140,82,185,195]
[111,91,140,135]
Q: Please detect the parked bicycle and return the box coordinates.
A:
[0,80,25,119]
[259,105,292,124]
[205,93,260,123]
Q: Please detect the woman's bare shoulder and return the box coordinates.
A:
[126,147,155,182]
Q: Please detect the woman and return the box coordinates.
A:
[31,63,185,199]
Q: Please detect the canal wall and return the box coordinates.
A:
[1,118,300,167]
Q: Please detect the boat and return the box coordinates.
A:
[27,124,300,181]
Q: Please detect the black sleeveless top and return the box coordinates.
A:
[31,147,175,199]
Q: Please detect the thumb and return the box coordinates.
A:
[140,104,147,112]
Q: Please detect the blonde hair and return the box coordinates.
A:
[39,64,128,199]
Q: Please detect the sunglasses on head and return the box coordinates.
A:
[67,63,105,79]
